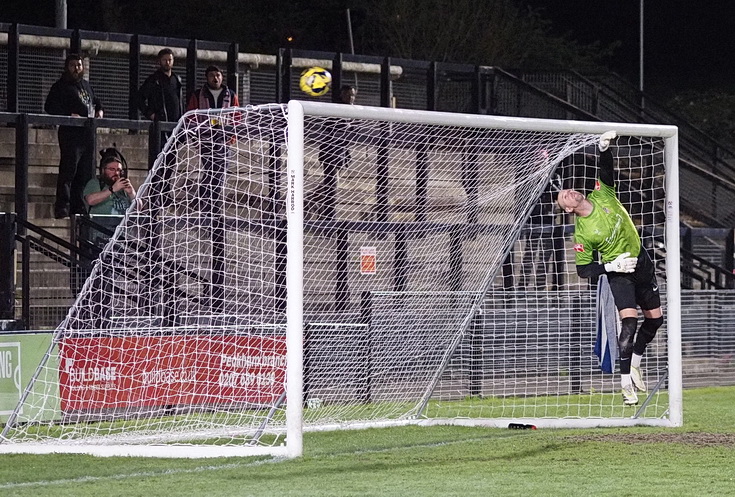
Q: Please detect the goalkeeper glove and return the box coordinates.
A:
[604,252,637,273]
[598,131,617,152]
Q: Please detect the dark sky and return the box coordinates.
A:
[524,0,735,95]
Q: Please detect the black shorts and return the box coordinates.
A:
[607,248,661,311]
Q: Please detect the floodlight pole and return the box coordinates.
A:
[346,9,358,88]
[56,0,67,29]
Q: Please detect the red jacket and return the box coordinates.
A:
[186,84,239,111]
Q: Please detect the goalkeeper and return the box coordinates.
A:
[556,131,663,406]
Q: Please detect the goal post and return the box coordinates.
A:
[0,101,681,458]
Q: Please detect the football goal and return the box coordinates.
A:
[0,101,681,458]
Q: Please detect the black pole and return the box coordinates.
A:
[148,119,161,170]
[7,24,20,113]
[502,253,514,290]
[416,141,429,223]
[129,34,141,122]
[469,313,483,396]
[332,53,343,103]
[15,113,29,232]
[0,213,16,320]
[682,227,692,289]
[471,66,482,114]
[360,290,372,325]
[22,237,30,327]
[321,155,338,221]
[334,230,349,312]
[303,324,312,405]
[268,142,282,216]
[186,39,198,104]
[375,58,392,224]
[208,130,229,316]
[394,230,408,292]
[380,57,391,108]
[87,117,98,178]
[449,227,463,292]
[375,126,390,223]
[274,218,288,314]
[726,229,735,289]
[359,290,373,403]
[463,148,479,227]
[70,29,82,55]
[427,61,438,111]
[569,294,583,393]
[282,49,293,103]
[487,70,498,115]
[275,48,284,103]
[227,42,239,93]
[552,224,566,290]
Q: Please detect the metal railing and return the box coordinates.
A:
[522,70,735,227]
[7,22,734,226]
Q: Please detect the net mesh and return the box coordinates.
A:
[1,104,671,452]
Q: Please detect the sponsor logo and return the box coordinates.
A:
[0,342,22,416]
[594,181,601,191]
[573,243,585,253]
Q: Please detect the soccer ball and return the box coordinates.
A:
[299,67,332,97]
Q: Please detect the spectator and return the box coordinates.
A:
[138,48,183,123]
[44,53,104,219]
[74,146,135,294]
[184,66,240,214]
[138,48,183,169]
[84,146,136,217]
[186,65,240,111]
[338,85,357,105]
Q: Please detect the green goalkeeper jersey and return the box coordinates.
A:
[573,180,640,266]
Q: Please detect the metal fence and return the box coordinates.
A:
[301,289,735,400]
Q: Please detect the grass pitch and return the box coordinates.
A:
[0,386,733,497]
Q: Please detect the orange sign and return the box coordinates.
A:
[360,246,377,274]
[58,335,286,411]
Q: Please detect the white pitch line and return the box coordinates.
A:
[0,457,284,490]
[0,432,521,490]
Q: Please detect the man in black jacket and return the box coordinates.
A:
[44,53,104,219]
[137,48,183,123]
[138,48,183,168]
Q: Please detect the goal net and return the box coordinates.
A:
[0,102,681,458]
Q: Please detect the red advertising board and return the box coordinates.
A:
[58,335,287,411]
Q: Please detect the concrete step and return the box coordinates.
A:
[0,128,152,178]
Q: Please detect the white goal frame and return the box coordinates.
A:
[0,101,681,458]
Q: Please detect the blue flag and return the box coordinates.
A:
[594,275,619,374]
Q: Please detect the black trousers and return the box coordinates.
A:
[56,127,94,216]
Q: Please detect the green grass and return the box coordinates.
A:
[1,387,734,497]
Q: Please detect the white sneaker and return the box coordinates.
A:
[630,366,647,392]
[622,385,639,406]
